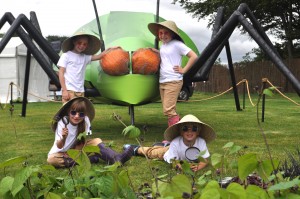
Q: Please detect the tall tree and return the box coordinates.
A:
[172,0,300,59]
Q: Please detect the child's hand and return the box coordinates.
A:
[190,162,207,172]
[190,164,200,172]
[62,90,70,102]
[62,128,68,140]
[148,48,159,53]
[56,128,68,149]
[173,65,184,74]
[107,46,120,50]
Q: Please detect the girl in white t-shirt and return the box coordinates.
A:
[47,97,133,168]
[147,21,198,128]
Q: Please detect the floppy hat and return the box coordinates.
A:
[51,97,95,132]
[164,114,216,143]
[61,31,101,55]
[148,20,183,42]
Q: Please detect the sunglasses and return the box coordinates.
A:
[181,125,198,132]
[70,110,85,118]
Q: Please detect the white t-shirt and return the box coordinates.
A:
[163,136,210,163]
[48,116,92,156]
[57,51,92,92]
[159,40,191,83]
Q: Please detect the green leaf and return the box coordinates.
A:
[96,175,115,197]
[77,132,86,141]
[64,178,75,192]
[0,156,28,169]
[223,142,234,149]
[201,180,221,199]
[226,183,246,199]
[83,145,100,153]
[40,164,56,171]
[257,159,279,182]
[45,192,62,199]
[245,185,270,199]
[284,193,300,199]
[238,153,258,181]
[268,178,300,191]
[122,125,141,138]
[200,187,220,199]
[0,176,14,196]
[118,170,130,188]
[228,145,242,155]
[263,88,274,97]
[67,149,91,172]
[11,166,37,196]
[156,174,192,198]
[211,153,223,168]
[104,162,121,171]
[181,161,194,176]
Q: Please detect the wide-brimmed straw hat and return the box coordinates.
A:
[148,20,183,42]
[51,97,95,132]
[164,114,216,143]
[61,31,101,55]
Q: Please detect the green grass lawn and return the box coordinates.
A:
[0,91,299,188]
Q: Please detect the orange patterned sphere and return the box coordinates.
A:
[132,48,160,75]
[100,47,129,76]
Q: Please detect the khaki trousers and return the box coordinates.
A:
[47,138,102,168]
[137,146,169,159]
[159,80,183,118]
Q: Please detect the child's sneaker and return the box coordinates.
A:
[123,144,140,156]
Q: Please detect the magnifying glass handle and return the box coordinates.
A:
[62,116,69,128]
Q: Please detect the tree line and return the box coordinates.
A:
[173,0,300,61]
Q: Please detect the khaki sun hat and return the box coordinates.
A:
[148,20,184,42]
[61,31,101,55]
[51,97,95,132]
[164,114,216,143]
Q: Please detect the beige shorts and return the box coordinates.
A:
[62,90,85,103]
[47,138,102,168]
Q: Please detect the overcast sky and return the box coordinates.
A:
[0,0,259,63]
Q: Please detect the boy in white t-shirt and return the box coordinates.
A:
[124,114,216,172]
[58,32,115,103]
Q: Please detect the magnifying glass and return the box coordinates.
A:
[185,147,200,163]
[62,116,69,128]
[56,116,69,141]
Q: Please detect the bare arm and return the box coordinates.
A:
[91,46,120,61]
[173,50,198,74]
[56,127,68,149]
[149,48,159,53]
[58,67,69,101]
[91,52,105,61]
[190,159,208,172]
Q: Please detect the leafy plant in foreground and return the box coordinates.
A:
[1,90,300,198]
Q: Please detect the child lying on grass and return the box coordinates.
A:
[124,114,216,172]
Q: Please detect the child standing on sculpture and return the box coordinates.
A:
[148,21,198,127]
[58,31,115,103]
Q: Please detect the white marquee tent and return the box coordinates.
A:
[0,37,53,103]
